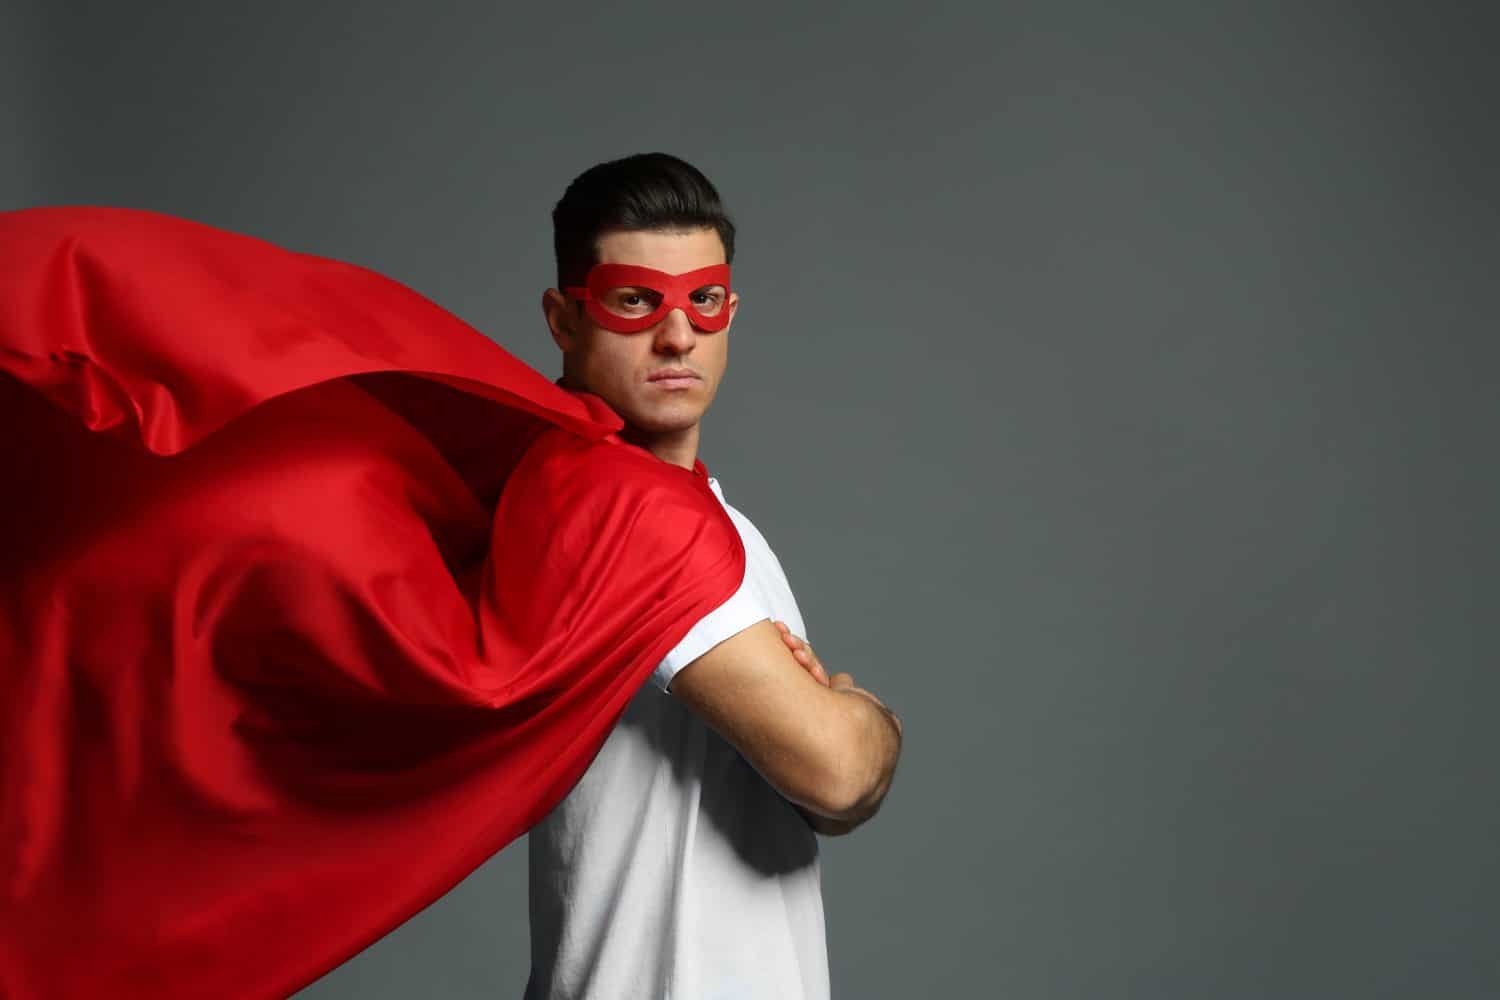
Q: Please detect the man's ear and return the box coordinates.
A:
[724,291,740,331]
[542,288,576,351]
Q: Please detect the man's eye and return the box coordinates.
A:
[603,289,660,317]
[690,288,726,314]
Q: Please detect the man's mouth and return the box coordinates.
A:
[646,368,701,389]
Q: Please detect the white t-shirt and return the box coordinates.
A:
[524,477,829,1000]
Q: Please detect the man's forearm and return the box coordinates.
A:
[769,622,903,833]
[833,687,902,822]
[673,619,903,831]
[798,688,902,832]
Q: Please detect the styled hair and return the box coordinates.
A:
[551,152,736,289]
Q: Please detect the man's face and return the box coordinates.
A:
[544,227,738,437]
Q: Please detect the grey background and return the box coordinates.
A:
[4,2,1496,997]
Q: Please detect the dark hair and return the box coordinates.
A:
[551,152,736,289]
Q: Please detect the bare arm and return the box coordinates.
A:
[667,618,903,829]
[774,622,902,834]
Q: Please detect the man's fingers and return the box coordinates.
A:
[787,639,829,686]
[772,623,829,686]
[778,629,810,657]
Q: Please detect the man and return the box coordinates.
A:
[4,201,771,998]
[0,162,898,997]
[525,153,904,999]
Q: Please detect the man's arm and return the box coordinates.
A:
[667,619,903,829]
[772,622,902,835]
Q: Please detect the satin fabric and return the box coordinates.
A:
[0,207,746,998]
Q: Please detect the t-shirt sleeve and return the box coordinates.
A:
[650,569,773,692]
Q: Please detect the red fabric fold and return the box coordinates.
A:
[0,207,745,999]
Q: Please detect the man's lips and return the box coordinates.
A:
[646,368,701,388]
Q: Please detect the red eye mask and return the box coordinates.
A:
[563,263,733,334]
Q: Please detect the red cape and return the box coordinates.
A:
[0,207,746,998]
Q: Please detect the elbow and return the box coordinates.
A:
[802,754,892,823]
[800,765,868,821]
[776,749,861,819]
[798,702,901,821]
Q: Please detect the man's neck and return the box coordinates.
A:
[620,422,699,472]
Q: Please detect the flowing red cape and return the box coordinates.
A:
[0,207,746,998]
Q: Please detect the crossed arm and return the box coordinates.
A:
[667,618,904,836]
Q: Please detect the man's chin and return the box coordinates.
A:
[622,400,707,436]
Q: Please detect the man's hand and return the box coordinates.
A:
[773,619,829,686]
[773,620,903,739]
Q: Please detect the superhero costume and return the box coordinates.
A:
[0,206,746,999]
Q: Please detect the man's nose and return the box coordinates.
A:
[653,308,697,353]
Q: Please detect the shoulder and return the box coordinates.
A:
[712,488,788,570]
[516,428,717,509]
[717,495,770,547]
[502,428,742,569]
